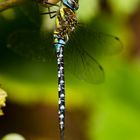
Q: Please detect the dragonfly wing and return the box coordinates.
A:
[64,25,122,84]
[64,43,104,84]
[7,30,55,63]
[68,26,123,59]
[18,1,41,27]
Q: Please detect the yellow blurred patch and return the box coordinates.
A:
[0,88,7,116]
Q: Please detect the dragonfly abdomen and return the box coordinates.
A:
[54,38,66,140]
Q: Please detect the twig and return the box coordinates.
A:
[0,0,30,12]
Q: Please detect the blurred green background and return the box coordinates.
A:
[0,0,140,140]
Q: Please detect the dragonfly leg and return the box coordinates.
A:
[40,12,57,18]
[40,9,57,18]
[48,7,57,18]
[40,0,58,18]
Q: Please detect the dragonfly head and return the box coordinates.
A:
[62,0,79,11]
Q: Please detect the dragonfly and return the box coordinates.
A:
[6,0,122,140]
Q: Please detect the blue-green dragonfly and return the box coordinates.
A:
[7,0,122,140]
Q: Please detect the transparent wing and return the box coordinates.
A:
[64,44,104,84]
[18,1,41,27]
[64,25,122,84]
[7,30,55,63]
[7,1,55,62]
[7,29,104,84]
[68,26,123,59]
[7,25,122,84]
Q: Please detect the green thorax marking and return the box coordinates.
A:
[54,5,78,42]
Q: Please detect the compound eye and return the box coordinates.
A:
[65,0,79,11]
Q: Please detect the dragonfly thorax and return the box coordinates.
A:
[62,0,79,11]
[54,7,78,42]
